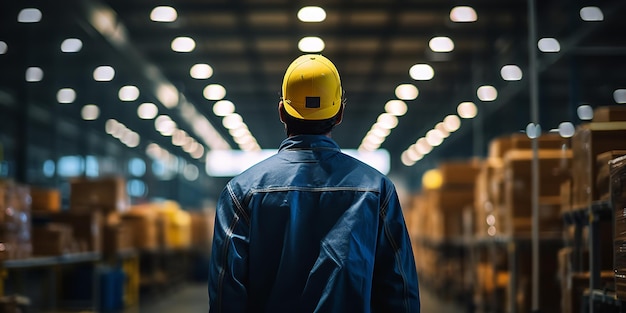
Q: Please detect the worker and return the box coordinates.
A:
[209,54,420,312]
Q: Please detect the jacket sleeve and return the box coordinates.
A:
[372,182,421,313]
[209,183,250,313]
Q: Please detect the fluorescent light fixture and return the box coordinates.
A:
[298,6,326,22]
[457,101,477,118]
[81,104,100,120]
[580,6,604,21]
[222,113,243,130]
[93,66,115,81]
[395,84,419,100]
[429,37,454,52]
[409,64,434,80]
[415,138,433,155]
[443,115,461,132]
[150,6,177,22]
[525,123,542,139]
[477,85,498,101]
[298,37,325,53]
[171,37,195,52]
[213,100,235,116]
[376,113,399,129]
[61,38,83,53]
[57,88,76,104]
[500,65,523,81]
[577,105,593,120]
[558,122,575,138]
[614,89,626,103]
[138,102,158,119]
[118,85,140,101]
[384,100,408,116]
[435,122,450,138]
[0,41,7,54]
[157,83,179,108]
[190,63,213,79]
[538,38,560,52]
[203,84,226,101]
[426,129,444,146]
[25,67,44,82]
[18,8,42,23]
[450,6,477,22]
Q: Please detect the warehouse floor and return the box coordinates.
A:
[129,283,467,313]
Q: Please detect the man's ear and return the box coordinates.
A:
[334,103,345,126]
[278,101,287,124]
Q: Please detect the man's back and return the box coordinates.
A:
[209,135,420,312]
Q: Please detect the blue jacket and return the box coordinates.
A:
[209,135,420,313]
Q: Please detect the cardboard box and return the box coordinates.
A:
[103,224,133,256]
[593,105,626,122]
[30,187,61,212]
[438,160,482,187]
[571,122,626,209]
[121,206,159,250]
[190,210,215,248]
[70,176,129,213]
[32,223,73,256]
[46,211,103,253]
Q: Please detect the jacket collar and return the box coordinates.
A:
[278,135,341,152]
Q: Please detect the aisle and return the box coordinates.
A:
[130,283,467,313]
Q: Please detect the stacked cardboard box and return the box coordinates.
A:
[121,205,159,250]
[190,209,215,250]
[29,187,61,213]
[571,122,626,210]
[501,149,571,235]
[612,155,626,300]
[0,181,32,260]
[592,105,626,123]
[31,223,74,256]
[70,176,129,213]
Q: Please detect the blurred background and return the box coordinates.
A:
[1,0,626,312]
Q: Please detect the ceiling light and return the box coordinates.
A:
[409,64,434,80]
[577,105,594,120]
[435,122,450,138]
[500,65,523,81]
[229,125,250,138]
[401,151,416,167]
[105,119,119,134]
[223,113,243,129]
[429,37,454,52]
[538,38,560,52]
[61,38,82,53]
[426,129,444,146]
[93,66,115,81]
[150,6,177,22]
[298,6,326,22]
[204,84,226,101]
[614,89,626,103]
[172,129,188,146]
[155,115,172,130]
[157,83,179,108]
[477,85,498,101]
[183,164,199,181]
[525,123,542,139]
[213,100,235,116]
[57,88,76,104]
[158,120,177,136]
[81,104,100,121]
[171,37,196,52]
[443,115,461,132]
[376,113,399,129]
[450,6,477,22]
[18,8,42,23]
[25,67,43,82]
[457,102,477,118]
[558,122,575,138]
[370,125,391,138]
[384,100,408,116]
[0,41,7,54]
[395,84,419,100]
[118,85,140,101]
[190,63,213,79]
[298,37,325,53]
[138,102,158,119]
[415,138,433,155]
[580,6,604,21]
[406,145,423,162]
[191,145,205,159]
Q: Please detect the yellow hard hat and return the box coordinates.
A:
[281,54,342,120]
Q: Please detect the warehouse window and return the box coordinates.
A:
[128,158,146,177]
[127,179,147,197]
[57,156,84,177]
[43,160,55,177]
[85,156,99,177]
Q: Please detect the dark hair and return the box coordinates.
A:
[280,106,341,135]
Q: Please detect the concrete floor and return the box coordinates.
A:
[127,282,467,313]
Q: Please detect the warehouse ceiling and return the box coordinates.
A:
[1,0,626,185]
